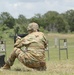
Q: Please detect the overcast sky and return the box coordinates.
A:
[0,0,74,18]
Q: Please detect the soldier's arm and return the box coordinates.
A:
[14,37,25,48]
[14,34,28,48]
[42,34,48,48]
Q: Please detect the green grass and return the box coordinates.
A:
[0,33,74,75]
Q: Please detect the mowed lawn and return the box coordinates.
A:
[0,33,74,75]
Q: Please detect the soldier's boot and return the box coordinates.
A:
[40,62,47,71]
[2,64,10,69]
[36,62,47,71]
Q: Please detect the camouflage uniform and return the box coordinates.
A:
[3,22,47,70]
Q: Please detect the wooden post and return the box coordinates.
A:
[54,37,58,48]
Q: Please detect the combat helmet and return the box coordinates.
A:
[27,22,39,32]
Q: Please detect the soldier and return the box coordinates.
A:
[2,22,47,71]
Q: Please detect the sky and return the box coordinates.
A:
[0,0,74,18]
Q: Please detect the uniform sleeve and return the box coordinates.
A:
[14,37,25,48]
[14,35,31,48]
[42,33,48,48]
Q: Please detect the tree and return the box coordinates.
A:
[63,10,74,32]
[14,14,28,34]
[0,12,15,28]
[16,14,27,24]
[56,15,69,33]
[43,11,59,32]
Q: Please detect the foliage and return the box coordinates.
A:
[63,10,74,32]
[0,12,15,29]
[0,9,74,38]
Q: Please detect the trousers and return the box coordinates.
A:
[6,47,46,70]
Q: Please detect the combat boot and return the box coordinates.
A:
[40,61,47,71]
[35,62,47,71]
[2,64,10,69]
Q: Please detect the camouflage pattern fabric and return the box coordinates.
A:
[27,22,39,31]
[6,32,47,70]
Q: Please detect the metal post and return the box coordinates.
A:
[45,40,50,61]
[59,39,68,59]
[47,42,49,60]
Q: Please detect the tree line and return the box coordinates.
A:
[0,9,74,38]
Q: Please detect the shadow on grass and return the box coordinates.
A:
[12,67,37,72]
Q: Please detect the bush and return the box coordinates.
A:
[40,26,49,33]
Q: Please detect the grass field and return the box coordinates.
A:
[0,33,74,75]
